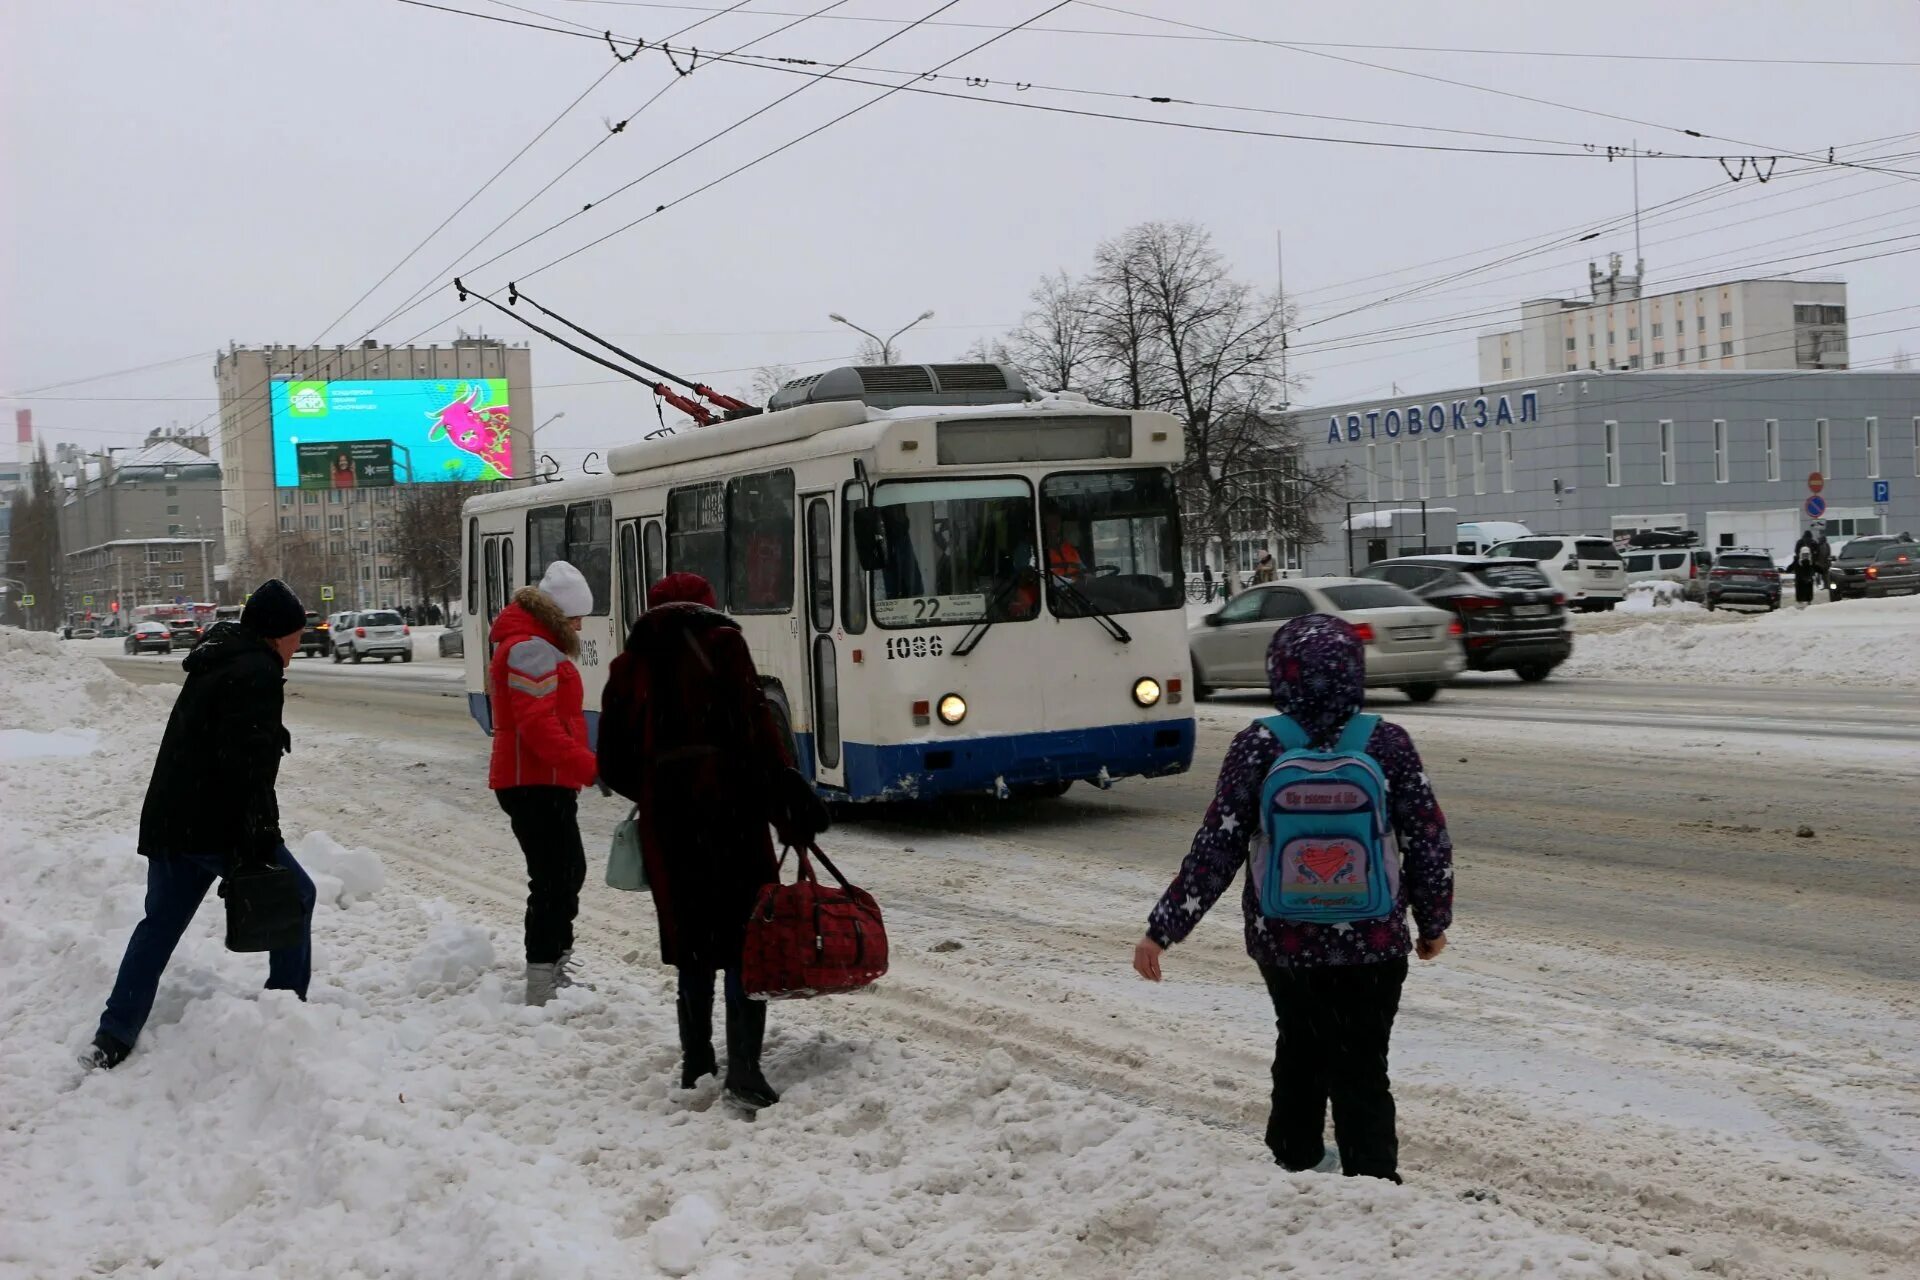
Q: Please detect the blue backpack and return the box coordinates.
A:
[1250,713,1399,924]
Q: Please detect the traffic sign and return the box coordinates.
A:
[1807,471,1825,493]
[1873,479,1891,504]
[21,594,33,607]
[1805,494,1827,519]
[320,585,335,602]
[82,594,94,606]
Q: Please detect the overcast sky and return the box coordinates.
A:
[5,0,1918,472]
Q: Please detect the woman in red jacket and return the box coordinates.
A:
[488,560,600,1006]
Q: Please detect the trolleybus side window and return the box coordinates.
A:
[806,497,834,633]
[466,517,478,612]
[617,521,641,634]
[726,470,795,614]
[841,488,868,635]
[483,538,501,622]
[501,536,514,596]
[812,635,840,770]
[566,500,612,615]
[667,483,727,589]
[642,520,665,591]
[1039,468,1182,617]
[867,477,1037,629]
[527,505,567,583]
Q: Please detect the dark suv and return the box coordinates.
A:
[1705,549,1781,610]
[1829,535,1918,600]
[298,611,332,658]
[1359,555,1571,681]
[1862,543,1920,597]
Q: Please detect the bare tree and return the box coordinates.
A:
[393,481,488,618]
[991,220,1337,590]
[7,440,63,629]
[749,363,799,406]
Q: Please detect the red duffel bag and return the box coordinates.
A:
[740,844,888,999]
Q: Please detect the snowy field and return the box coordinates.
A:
[5,627,1918,1278]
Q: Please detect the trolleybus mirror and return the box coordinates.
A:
[852,507,887,572]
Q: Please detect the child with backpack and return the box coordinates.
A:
[1134,614,1453,1182]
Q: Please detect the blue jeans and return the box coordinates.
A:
[98,846,316,1048]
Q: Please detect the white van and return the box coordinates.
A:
[1622,546,1712,602]
[1487,535,1626,611]
[1455,521,1533,557]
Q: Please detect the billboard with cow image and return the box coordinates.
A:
[268,378,514,486]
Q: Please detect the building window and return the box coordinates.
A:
[1629,355,1642,370]
[1501,356,1511,373]
[1652,352,1665,367]
[280,490,294,507]
[329,539,345,555]
[1628,327,1639,341]
[1766,419,1780,481]
[1866,417,1879,478]
[147,547,162,564]
[1676,347,1686,364]
[167,524,181,536]
[1416,440,1430,499]
[1587,333,1595,347]
[1607,329,1616,344]
[327,490,343,505]
[1365,443,1378,502]
[1660,420,1676,485]
[378,565,394,581]
[1721,341,1734,357]
[1500,430,1515,493]
[328,514,344,531]
[168,573,185,588]
[303,491,318,505]
[1565,337,1576,352]
[279,515,294,534]
[1714,420,1729,483]
[1472,433,1486,495]
[166,504,179,516]
[1719,311,1733,327]
[1443,436,1458,497]
[1391,441,1405,501]
[304,514,319,531]
[1604,421,1621,486]
[1651,323,1663,338]
[1815,418,1830,478]
[166,485,178,497]
[1698,316,1706,333]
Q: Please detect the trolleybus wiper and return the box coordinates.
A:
[1052,578,1132,644]
[952,568,1035,658]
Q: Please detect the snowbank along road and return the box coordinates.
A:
[5,627,1917,1278]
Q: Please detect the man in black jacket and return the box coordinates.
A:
[83,580,317,1070]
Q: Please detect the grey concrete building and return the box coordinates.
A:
[54,432,225,616]
[1291,369,1920,576]
[65,537,218,618]
[215,336,535,608]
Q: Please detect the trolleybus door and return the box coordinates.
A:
[801,492,844,789]
[615,517,643,637]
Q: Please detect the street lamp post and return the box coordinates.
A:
[828,310,935,366]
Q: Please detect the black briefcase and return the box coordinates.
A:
[220,864,308,953]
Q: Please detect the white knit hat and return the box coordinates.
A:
[538,560,594,618]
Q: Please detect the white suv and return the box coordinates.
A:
[330,609,414,663]
[1487,535,1626,611]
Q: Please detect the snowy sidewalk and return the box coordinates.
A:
[0,628,1679,1280]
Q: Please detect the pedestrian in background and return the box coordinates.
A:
[1132,614,1453,1182]
[1792,546,1817,610]
[597,572,822,1110]
[1253,550,1278,584]
[83,580,316,1070]
[488,561,600,1006]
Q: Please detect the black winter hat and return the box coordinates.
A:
[240,579,306,639]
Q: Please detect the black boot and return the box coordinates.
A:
[723,997,779,1110]
[80,1031,131,1071]
[676,978,717,1089]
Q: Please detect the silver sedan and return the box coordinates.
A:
[1188,577,1466,703]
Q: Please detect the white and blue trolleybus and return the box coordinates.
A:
[461,363,1196,802]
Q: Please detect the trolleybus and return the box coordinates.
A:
[461,363,1195,802]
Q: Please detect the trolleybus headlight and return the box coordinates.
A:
[937,693,968,725]
[1132,677,1163,708]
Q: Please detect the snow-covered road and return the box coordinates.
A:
[6,628,1918,1278]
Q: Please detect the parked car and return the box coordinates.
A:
[123,622,174,655]
[1827,534,1917,600]
[298,611,332,658]
[166,619,205,649]
[1705,548,1781,610]
[67,626,99,640]
[1486,535,1627,610]
[1622,546,1713,602]
[1189,577,1464,703]
[1358,555,1570,682]
[331,608,413,663]
[1454,520,1533,557]
[1862,543,1920,597]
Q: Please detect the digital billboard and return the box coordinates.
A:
[269,378,514,485]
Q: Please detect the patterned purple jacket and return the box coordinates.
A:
[1148,614,1453,968]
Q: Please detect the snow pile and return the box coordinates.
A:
[0,649,1684,1278]
[290,830,387,907]
[0,626,164,732]
[1566,594,1920,685]
[1618,579,1692,610]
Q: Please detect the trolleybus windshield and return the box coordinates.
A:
[1040,468,1182,617]
[868,478,1037,628]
